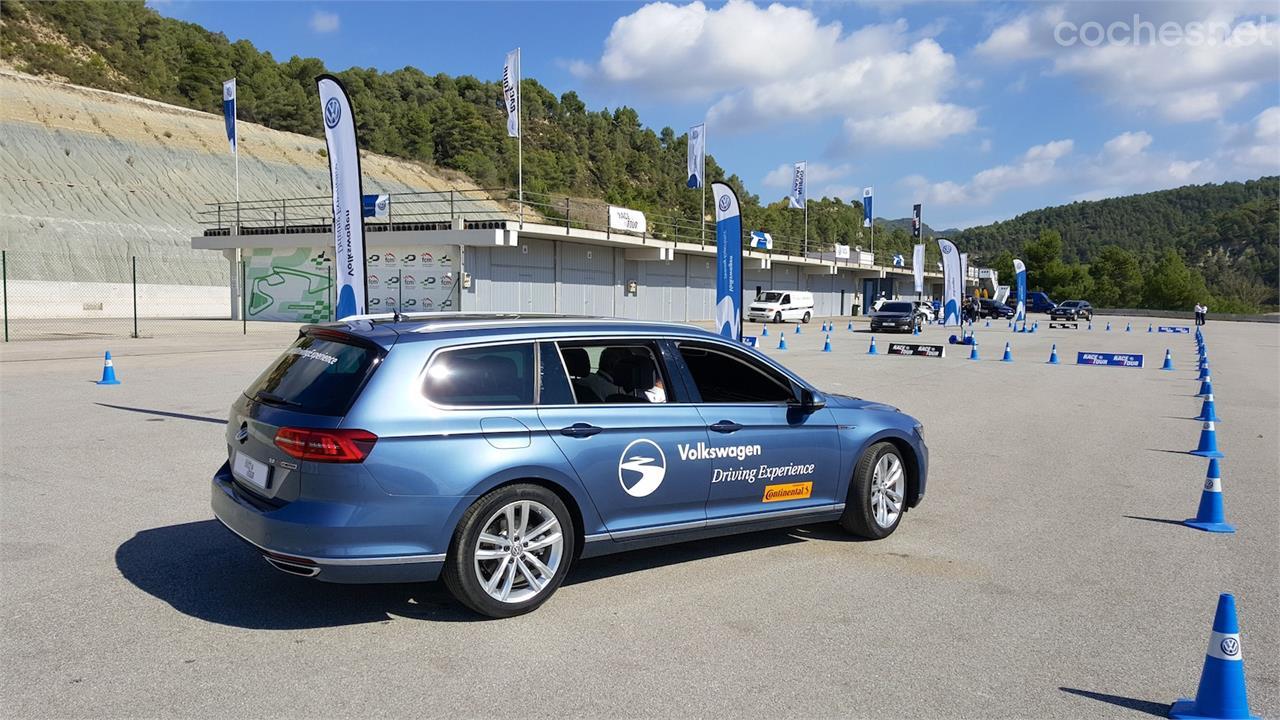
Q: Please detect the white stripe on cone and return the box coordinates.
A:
[1203,476,1222,492]
[1206,631,1243,661]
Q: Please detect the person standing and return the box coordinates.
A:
[1199,302,1208,326]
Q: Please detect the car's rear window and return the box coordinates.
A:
[245,333,381,416]
[881,302,913,313]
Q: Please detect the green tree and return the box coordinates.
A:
[1142,250,1210,310]
[1088,247,1143,308]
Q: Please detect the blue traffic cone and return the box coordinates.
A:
[985,320,990,328]
[847,321,853,332]
[1001,342,1013,362]
[1148,323,1153,333]
[1183,460,1236,534]
[1088,321,1093,331]
[1162,349,1175,371]
[1047,344,1060,364]
[1190,421,1224,458]
[1126,322,1132,332]
[1198,364,1211,381]
[969,343,979,361]
[761,325,769,337]
[1030,322,1038,334]
[912,323,920,336]
[822,335,832,353]
[96,351,121,385]
[1106,322,1112,332]
[1195,394,1221,423]
[777,335,787,351]
[1197,378,1213,398]
[795,324,801,334]
[867,336,878,355]
[1169,594,1258,718]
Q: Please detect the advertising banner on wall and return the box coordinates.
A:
[317,74,367,320]
[938,238,962,326]
[749,231,773,250]
[243,246,460,322]
[608,206,647,235]
[712,182,743,341]
[834,244,850,260]
[1013,258,1027,323]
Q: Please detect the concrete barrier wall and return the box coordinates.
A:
[1092,307,1278,324]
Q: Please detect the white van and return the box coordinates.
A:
[747,290,815,324]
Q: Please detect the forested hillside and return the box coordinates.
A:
[2,0,1275,310]
[952,178,1278,312]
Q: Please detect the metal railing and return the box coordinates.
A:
[197,187,920,273]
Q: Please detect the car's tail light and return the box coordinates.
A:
[274,427,378,463]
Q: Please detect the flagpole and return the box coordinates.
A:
[700,126,706,243]
[803,203,808,256]
[517,48,523,227]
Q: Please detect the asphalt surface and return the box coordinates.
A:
[1,315,1276,718]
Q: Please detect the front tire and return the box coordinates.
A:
[442,484,575,618]
[802,311,811,324]
[774,311,783,324]
[839,442,906,539]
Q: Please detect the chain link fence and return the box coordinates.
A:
[2,249,235,342]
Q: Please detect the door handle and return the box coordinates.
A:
[559,423,602,438]
[708,420,743,434]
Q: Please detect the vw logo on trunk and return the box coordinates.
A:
[236,425,249,444]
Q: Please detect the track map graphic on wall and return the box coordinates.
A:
[245,246,460,322]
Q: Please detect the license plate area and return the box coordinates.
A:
[232,451,271,490]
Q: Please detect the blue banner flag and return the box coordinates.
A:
[1013,258,1027,323]
[222,79,236,154]
[938,237,962,326]
[788,162,806,209]
[712,182,743,341]
[749,230,773,250]
[362,194,390,218]
[318,75,368,320]
[687,123,704,189]
[862,187,874,228]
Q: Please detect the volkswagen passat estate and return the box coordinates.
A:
[213,314,928,617]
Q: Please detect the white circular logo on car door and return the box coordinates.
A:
[618,439,666,498]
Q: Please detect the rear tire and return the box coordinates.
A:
[802,311,811,324]
[839,442,906,540]
[442,484,575,618]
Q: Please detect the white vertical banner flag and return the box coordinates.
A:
[687,123,704,188]
[912,243,925,294]
[788,161,807,209]
[503,49,521,138]
[960,252,969,289]
[938,238,962,326]
[317,75,368,320]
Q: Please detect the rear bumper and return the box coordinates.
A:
[211,462,447,583]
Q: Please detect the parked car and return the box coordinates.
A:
[913,301,936,323]
[1049,300,1093,321]
[870,301,922,333]
[212,314,929,617]
[1006,291,1056,314]
[747,290,814,324]
[978,299,1015,319]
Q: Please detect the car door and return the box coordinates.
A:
[669,339,842,521]
[537,339,712,536]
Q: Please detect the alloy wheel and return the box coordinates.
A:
[473,500,564,603]
[870,454,904,528]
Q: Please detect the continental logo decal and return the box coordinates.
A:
[762,482,812,503]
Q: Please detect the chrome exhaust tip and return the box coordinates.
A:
[263,555,320,578]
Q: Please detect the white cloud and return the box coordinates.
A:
[903,138,1074,206]
[843,103,977,148]
[309,10,340,33]
[1219,105,1280,172]
[762,161,851,188]
[575,1,976,148]
[1102,131,1153,157]
[976,4,1279,122]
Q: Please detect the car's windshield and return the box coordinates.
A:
[757,291,783,303]
[880,302,913,313]
[1059,301,1080,308]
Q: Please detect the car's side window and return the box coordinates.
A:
[556,341,669,405]
[781,294,791,305]
[676,342,795,404]
[537,342,575,406]
[424,343,535,407]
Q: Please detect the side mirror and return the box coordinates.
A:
[790,387,826,412]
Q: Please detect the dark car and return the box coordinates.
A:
[978,299,1014,319]
[1006,291,1056,314]
[1049,300,1093,321]
[870,301,922,333]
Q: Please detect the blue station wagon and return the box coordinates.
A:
[212,314,929,617]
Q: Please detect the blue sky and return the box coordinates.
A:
[152,1,1279,229]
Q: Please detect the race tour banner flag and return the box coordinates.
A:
[1013,258,1028,323]
[911,203,922,239]
[938,237,962,326]
[222,79,237,154]
[712,182,743,341]
[687,123,705,188]
[912,243,925,294]
[863,187,874,227]
[317,74,368,320]
[788,161,807,209]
